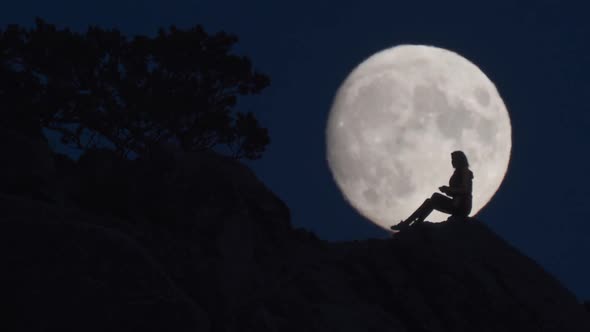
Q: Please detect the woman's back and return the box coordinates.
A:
[449,168,473,197]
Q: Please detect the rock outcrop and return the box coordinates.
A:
[0,195,209,331]
[1,134,589,331]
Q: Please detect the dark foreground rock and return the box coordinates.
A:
[324,220,590,332]
[1,138,589,331]
[0,195,209,332]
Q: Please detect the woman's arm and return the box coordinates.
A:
[442,170,472,196]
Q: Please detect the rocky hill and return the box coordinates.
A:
[2,130,589,331]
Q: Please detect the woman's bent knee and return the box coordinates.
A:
[431,192,446,200]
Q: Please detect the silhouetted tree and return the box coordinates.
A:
[0,18,270,159]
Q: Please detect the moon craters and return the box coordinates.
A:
[411,84,475,140]
[474,87,491,107]
[363,188,379,204]
[413,84,447,115]
[477,117,497,143]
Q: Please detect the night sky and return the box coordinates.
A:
[3,1,590,300]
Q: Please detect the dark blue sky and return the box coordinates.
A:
[3,0,590,300]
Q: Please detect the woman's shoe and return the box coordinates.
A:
[391,220,410,231]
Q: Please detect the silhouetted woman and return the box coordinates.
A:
[391,151,473,231]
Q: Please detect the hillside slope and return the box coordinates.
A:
[2,134,589,331]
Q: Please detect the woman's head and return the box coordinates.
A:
[451,150,469,169]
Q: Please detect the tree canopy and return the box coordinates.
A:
[0,18,270,159]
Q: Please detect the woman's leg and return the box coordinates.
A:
[392,193,456,230]
[401,199,431,225]
[396,198,432,228]
[414,193,455,223]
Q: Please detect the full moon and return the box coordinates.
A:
[326,45,511,231]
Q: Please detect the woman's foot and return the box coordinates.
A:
[391,220,411,231]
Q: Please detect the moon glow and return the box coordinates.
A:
[326,45,511,230]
